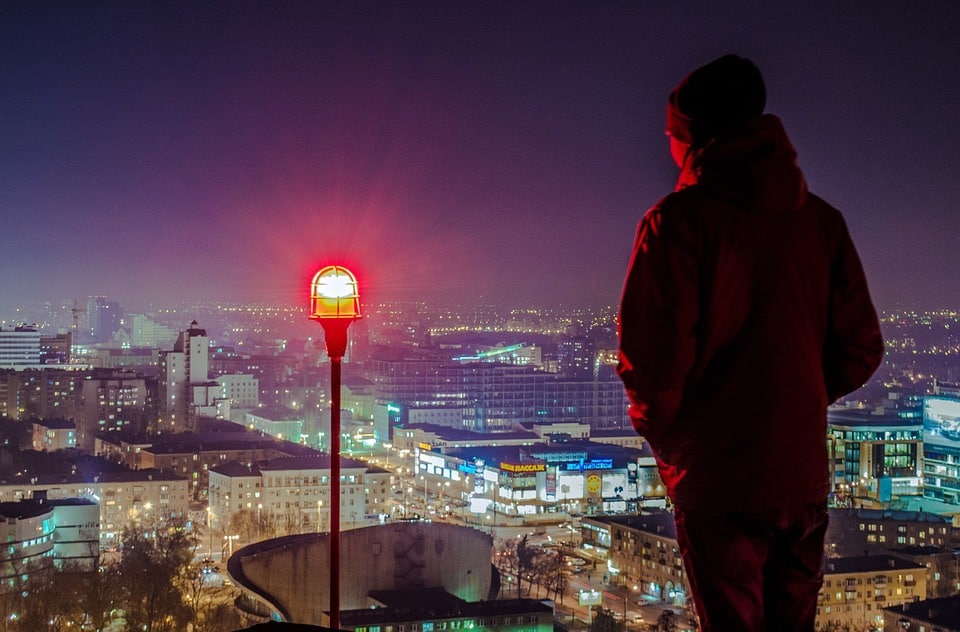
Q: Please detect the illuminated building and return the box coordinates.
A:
[922,384,960,504]
[244,407,304,443]
[95,426,318,500]
[817,555,927,630]
[30,418,76,451]
[367,348,629,435]
[39,330,71,364]
[339,588,554,632]
[588,512,689,607]
[827,409,923,506]
[825,508,954,557]
[129,313,177,347]
[0,368,84,420]
[77,368,149,450]
[207,455,391,534]
[0,325,41,367]
[0,498,99,591]
[0,470,187,548]
[411,435,664,519]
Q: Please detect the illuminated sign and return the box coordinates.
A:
[564,458,614,471]
[579,589,602,606]
[418,442,432,451]
[586,474,602,494]
[500,462,546,473]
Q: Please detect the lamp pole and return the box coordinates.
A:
[309,264,361,630]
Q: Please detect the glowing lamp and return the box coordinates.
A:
[309,265,361,359]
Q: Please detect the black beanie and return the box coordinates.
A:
[666,54,766,147]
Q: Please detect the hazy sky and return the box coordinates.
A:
[1,1,957,314]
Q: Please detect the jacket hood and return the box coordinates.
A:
[675,114,807,213]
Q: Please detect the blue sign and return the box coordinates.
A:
[565,458,614,471]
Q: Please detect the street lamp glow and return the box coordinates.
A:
[309,265,361,320]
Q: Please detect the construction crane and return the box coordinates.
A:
[71,300,86,334]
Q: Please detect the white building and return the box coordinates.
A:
[31,419,77,451]
[0,325,41,368]
[208,455,392,534]
[217,373,259,409]
[129,313,177,348]
[158,321,212,433]
[244,408,304,443]
[0,498,99,593]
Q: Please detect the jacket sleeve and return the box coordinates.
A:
[617,202,699,446]
[823,217,884,402]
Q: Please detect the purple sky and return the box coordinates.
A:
[1,2,958,313]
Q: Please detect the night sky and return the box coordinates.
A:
[1,2,958,314]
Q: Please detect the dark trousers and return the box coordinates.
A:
[673,502,828,632]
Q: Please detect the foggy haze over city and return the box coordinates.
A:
[2,2,959,317]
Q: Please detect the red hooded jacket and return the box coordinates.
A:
[618,114,884,512]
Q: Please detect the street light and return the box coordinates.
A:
[309,264,361,630]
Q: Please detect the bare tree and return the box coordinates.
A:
[117,521,195,632]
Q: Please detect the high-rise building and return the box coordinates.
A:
[129,314,177,348]
[77,368,150,450]
[86,296,122,343]
[158,321,211,433]
[39,331,71,365]
[0,325,41,368]
[0,368,84,420]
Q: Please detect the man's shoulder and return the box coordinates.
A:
[645,186,709,221]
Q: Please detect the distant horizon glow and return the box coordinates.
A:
[1,3,958,314]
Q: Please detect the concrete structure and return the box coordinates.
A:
[818,555,927,630]
[227,522,494,625]
[31,418,76,451]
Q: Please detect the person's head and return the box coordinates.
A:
[666,54,766,165]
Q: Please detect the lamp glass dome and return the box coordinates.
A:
[309,265,361,320]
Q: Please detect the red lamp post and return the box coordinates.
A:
[309,265,361,629]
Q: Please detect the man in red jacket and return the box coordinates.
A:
[617,55,883,631]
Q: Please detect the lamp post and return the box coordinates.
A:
[309,264,361,630]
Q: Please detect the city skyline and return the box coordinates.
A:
[2,2,958,314]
